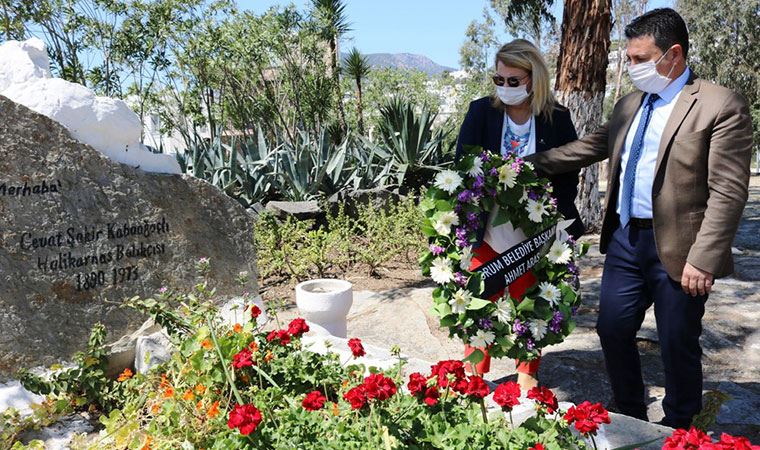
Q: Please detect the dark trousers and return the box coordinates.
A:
[597,222,707,428]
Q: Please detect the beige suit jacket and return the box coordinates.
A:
[531,73,753,281]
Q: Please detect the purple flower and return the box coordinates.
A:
[454,203,463,213]
[549,197,558,207]
[429,244,445,256]
[454,271,468,286]
[567,262,578,275]
[473,175,485,189]
[489,167,498,176]
[528,190,540,201]
[526,338,536,351]
[511,161,522,174]
[479,151,490,162]
[457,190,473,203]
[478,318,493,330]
[466,212,480,229]
[513,319,527,337]
[158,287,168,294]
[549,311,564,333]
[455,227,468,241]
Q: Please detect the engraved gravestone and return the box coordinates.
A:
[0,96,258,378]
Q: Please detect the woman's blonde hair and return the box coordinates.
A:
[492,39,557,120]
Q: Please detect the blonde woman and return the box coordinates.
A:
[456,39,583,387]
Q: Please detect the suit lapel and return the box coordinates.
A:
[608,93,646,186]
[654,74,700,177]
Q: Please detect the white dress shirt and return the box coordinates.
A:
[616,68,692,219]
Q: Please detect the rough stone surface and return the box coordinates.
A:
[265,201,323,221]
[105,319,161,378]
[135,331,173,374]
[0,96,258,379]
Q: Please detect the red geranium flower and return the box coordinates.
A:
[527,386,558,414]
[529,444,545,450]
[232,348,253,369]
[266,329,291,345]
[302,390,327,411]
[250,304,262,320]
[348,338,366,358]
[563,401,610,435]
[430,360,466,391]
[465,376,490,399]
[662,427,713,449]
[718,432,759,450]
[287,318,309,337]
[715,432,760,450]
[423,386,440,406]
[362,373,397,401]
[343,385,367,410]
[227,403,263,436]
[407,372,428,396]
[493,381,521,410]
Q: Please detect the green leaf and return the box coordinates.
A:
[434,200,454,212]
[462,348,484,365]
[419,198,436,212]
[516,298,535,313]
[491,207,510,227]
[467,298,492,310]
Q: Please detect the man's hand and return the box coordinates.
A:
[681,262,714,297]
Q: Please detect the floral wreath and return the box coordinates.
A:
[419,145,587,362]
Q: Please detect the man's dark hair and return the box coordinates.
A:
[625,8,689,58]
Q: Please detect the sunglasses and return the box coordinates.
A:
[492,74,529,87]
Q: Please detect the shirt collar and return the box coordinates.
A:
[655,67,691,104]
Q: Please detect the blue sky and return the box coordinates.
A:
[239,0,674,69]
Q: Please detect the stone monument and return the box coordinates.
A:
[0,43,258,378]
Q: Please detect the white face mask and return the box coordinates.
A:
[496,85,530,105]
[627,48,676,94]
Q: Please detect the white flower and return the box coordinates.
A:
[527,199,547,223]
[459,245,473,270]
[528,319,548,341]
[433,211,459,236]
[538,282,561,306]
[470,329,496,348]
[546,240,572,264]
[519,188,528,204]
[467,157,484,177]
[494,298,513,323]
[498,164,517,188]
[430,257,454,284]
[449,289,473,314]
[434,170,463,193]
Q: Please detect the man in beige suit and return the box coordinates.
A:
[530,8,753,428]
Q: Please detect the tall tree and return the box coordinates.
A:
[311,0,350,137]
[343,47,371,135]
[554,0,612,232]
[459,8,497,76]
[490,0,556,51]
[678,0,759,155]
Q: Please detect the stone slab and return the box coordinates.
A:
[0,96,258,378]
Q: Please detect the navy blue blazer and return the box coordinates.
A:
[455,96,585,239]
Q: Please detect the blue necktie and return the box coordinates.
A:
[619,93,659,227]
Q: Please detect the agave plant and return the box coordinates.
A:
[272,128,354,201]
[376,96,452,190]
[176,128,279,207]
